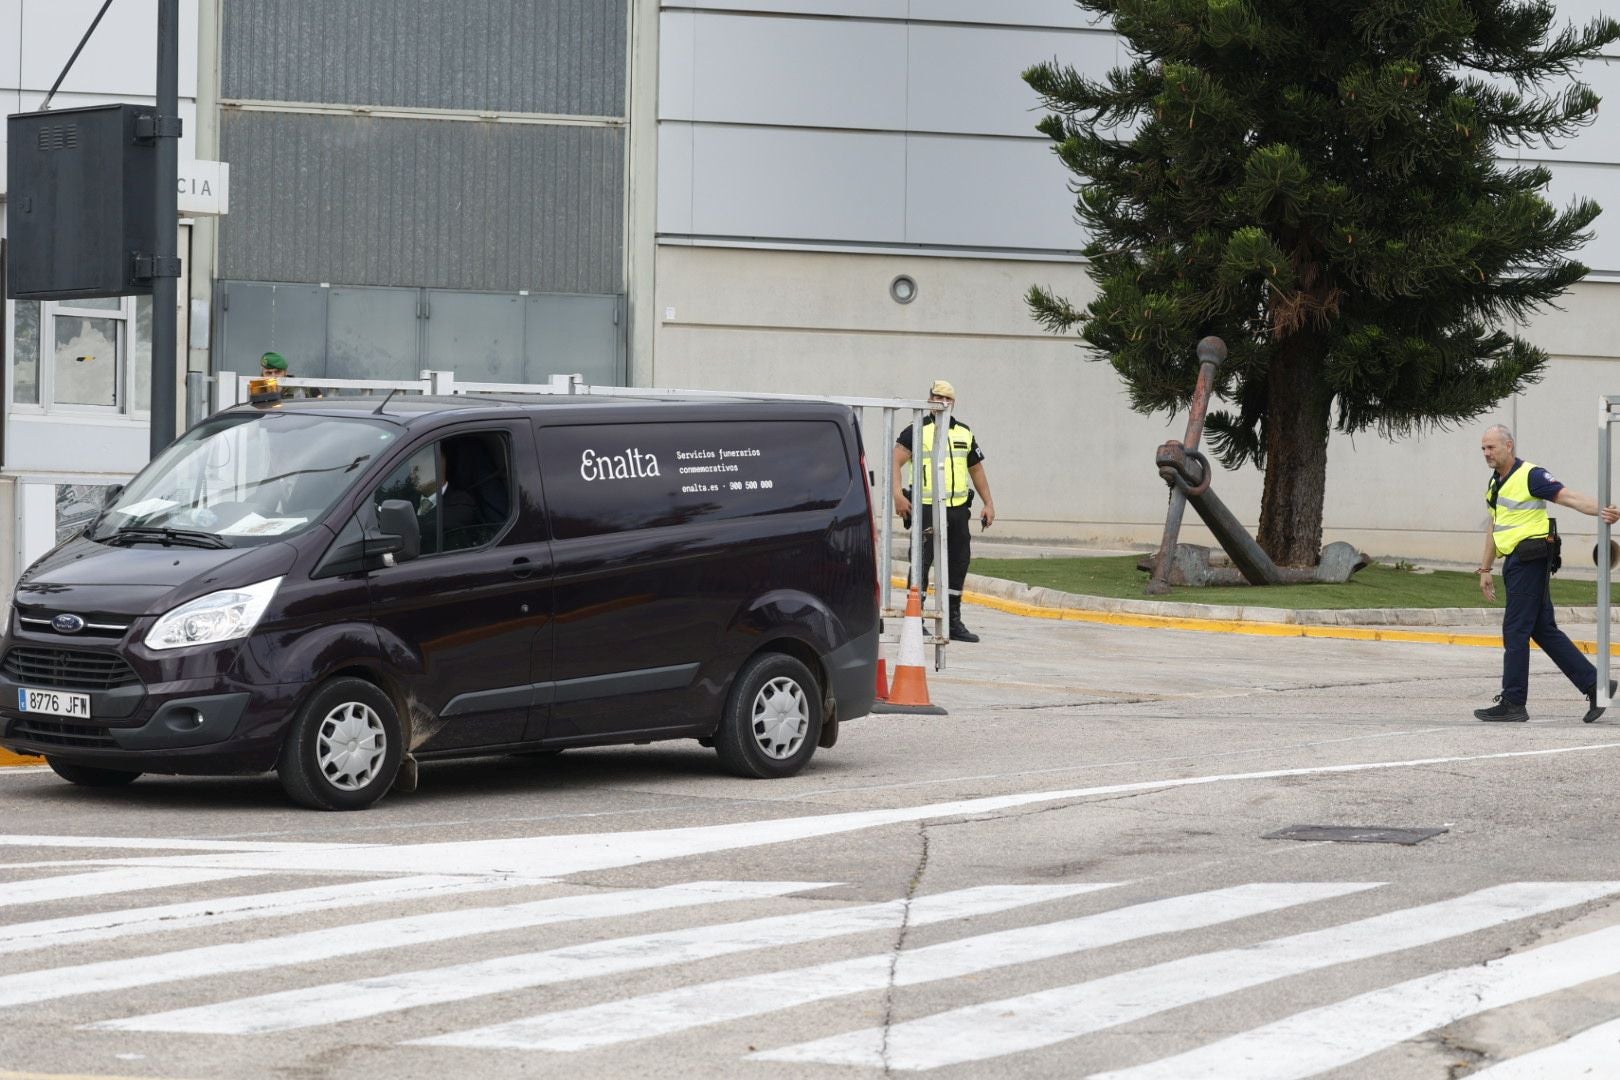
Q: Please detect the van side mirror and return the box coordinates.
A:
[376,500,420,563]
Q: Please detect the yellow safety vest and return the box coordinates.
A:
[919,419,974,508]
[1486,461,1550,557]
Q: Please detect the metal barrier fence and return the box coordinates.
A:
[216,370,954,669]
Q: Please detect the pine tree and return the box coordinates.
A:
[1025,0,1619,567]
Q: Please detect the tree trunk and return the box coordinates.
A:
[1256,337,1331,567]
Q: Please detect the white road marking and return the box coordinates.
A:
[753,881,1620,1071]
[0,867,265,909]
[1466,1017,1620,1078]
[427,883,1378,1052]
[0,875,528,956]
[20,744,1620,880]
[0,879,823,1010]
[1089,922,1620,1080]
[0,835,351,852]
[102,885,1106,1035]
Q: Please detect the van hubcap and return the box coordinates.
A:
[751,676,808,759]
[316,702,386,791]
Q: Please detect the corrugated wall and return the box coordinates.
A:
[216,0,628,296]
[222,0,627,116]
[218,112,624,293]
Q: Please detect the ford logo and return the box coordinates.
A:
[50,614,86,634]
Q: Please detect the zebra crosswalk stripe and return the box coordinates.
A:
[421,882,1379,1052]
[1089,921,1620,1080]
[0,875,529,956]
[1465,1017,1620,1078]
[0,879,824,1010]
[752,881,1620,1071]
[98,884,1108,1036]
[0,866,266,909]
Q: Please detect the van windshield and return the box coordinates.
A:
[89,412,398,548]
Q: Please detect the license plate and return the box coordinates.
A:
[16,687,92,720]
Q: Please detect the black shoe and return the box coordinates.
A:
[1474,697,1528,722]
[1583,680,1617,724]
[949,621,980,643]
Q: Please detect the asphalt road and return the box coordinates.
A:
[2,604,1619,1079]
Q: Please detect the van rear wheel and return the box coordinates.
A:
[277,678,402,811]
[715,653,822,779]
[46,758,141,787]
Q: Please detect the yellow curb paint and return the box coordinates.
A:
[962,588,1620,655]
[0,749,43,767]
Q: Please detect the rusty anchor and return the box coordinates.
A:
[1144,336,1367,593]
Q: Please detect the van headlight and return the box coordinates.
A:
[144,577,283,651]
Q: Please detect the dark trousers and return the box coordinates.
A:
[911,503,972,614]
[1501,553,1594,705]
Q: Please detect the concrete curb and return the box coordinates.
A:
[956,573,1620,655]
[959,570,1617,628]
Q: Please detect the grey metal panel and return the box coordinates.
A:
[223,0,628,117]
[910,0,1102,28]
[1546,162,1620,274]
[526,294,623,385]
[908,24,1118,138]
[1533,56,1620,163]
[1560,0,1620,58]
[659,11,696,120]
[217,282,329,378]
[665,15,907,129]
[687,126,907,242]
[425,291,525,383]
[658,123,695,234]
[665,1,906,18]
[665,1,1095,27]
[905,135,1078,250]
[218,112,625,294]
[328,287,420,380]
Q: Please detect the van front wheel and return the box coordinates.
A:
[277,678,402,811]
[716,653,822,779]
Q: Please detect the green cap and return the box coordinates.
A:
[259,351,288,371]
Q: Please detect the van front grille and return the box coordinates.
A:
[5,718,117,750]
[1,647,140,690]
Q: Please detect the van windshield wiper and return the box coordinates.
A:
[103,526,230,550]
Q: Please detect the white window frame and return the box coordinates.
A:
[6,295,152,420]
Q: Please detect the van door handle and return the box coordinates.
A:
[511,557,535,580]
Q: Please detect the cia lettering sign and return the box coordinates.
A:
[51,614,85,634]
[178,160,230,216]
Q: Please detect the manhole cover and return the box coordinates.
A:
[1263,825,1448,845]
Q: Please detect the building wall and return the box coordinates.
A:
[651,1,1620,563]
[213,0,630,379]
[2,0,202,605]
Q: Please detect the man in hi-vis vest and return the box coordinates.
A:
[893,380,996,642]
[1475,424,1620,722]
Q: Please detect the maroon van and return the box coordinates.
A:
[1,394,879,809]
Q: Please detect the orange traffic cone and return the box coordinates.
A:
[873,586,947,715]
[875,658,890,702]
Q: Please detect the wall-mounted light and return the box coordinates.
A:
[889,275,918,304]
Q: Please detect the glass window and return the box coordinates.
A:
[62,297,123,311]
[11,300,40,405]
[133,296,152,413]
[92,413,398,547]
[53,315,119,406]
[373,445,443,557]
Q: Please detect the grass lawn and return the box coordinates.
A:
[970,556,1605,610]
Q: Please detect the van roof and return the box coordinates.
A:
[226,392,853,428]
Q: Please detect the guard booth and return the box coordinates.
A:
[215,370,959,669]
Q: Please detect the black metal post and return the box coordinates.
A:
[150,0,180,459]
